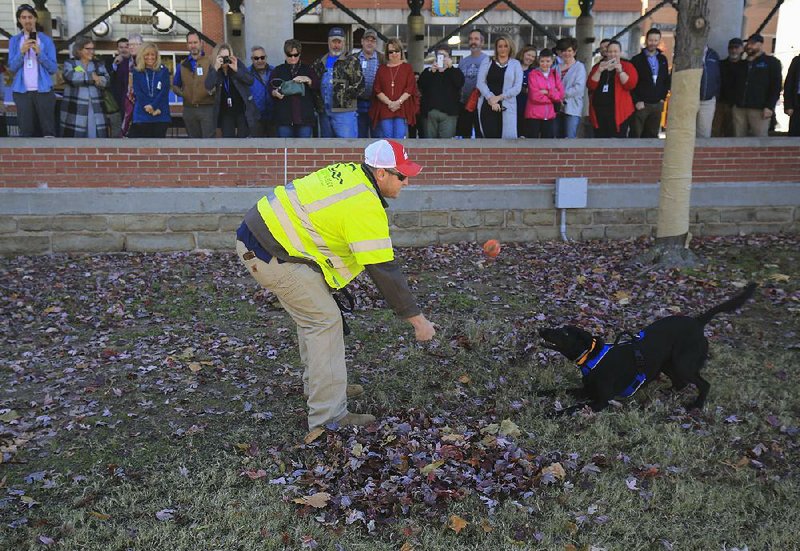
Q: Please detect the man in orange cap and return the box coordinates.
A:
[235,140,436,433]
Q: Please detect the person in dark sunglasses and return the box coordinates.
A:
[247,45,275,137]
[271,39,319,138]
[235,139,434,437]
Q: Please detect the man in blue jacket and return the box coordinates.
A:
[248,45,274,137]
[7,4,58,137]
[697,46,720,138]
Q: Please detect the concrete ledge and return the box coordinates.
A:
[2,182,799,216]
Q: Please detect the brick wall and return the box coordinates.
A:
[1,139,798,189]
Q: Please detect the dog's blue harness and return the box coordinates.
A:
[577,331,648,398]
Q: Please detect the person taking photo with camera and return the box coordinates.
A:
[205,43,259,138]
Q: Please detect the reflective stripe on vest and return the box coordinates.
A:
[256,164,392,289]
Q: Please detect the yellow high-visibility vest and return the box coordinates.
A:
[256,162,394,289]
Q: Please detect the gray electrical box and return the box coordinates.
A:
[555,177,588,209]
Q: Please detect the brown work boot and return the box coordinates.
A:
[303,384,365,399]
[337,412,376,427]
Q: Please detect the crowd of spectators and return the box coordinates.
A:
[3,2,799,139]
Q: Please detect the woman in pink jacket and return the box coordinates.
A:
[523,49,565,138]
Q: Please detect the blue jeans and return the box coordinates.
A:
[320,109,357,138]
[357,111,383,138]
[557,113,581,139]
[277,125,313,138]
[379,117,407,139]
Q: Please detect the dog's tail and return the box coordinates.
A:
[694,282,757,327]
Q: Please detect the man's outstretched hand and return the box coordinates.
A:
[407,313,435,341]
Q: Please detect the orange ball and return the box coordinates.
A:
[482,239,501,258]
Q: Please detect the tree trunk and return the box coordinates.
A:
[640,0,710,268]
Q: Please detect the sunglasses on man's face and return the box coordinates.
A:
[286,52,300,58]
[386,169,407,181]
[252,55,266,61]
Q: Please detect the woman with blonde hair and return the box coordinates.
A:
[476,34,523,138]
[129,42,171,137]
[368,38,418,138]
[516,45,537,136]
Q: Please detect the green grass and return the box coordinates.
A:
[1,238,798,550]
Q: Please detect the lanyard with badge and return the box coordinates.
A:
[223,75,232,107]
[146,69,162,98]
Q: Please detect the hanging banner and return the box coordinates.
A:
[564,0,581,18]
[432,0,459,17]
[293,0,322,16]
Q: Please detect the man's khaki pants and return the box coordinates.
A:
[696,97,716,138]
[236,240,348,429]
[732,106,770,137]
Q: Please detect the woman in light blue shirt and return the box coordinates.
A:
[7,4,58,137]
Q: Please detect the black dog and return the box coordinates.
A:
[538,283,757,414]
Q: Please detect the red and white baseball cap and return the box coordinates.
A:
[364,140,422,177]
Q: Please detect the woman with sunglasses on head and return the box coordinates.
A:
[60,35,109,137]
[476,34,523,139]
[7,4,58,137]
[129,42,171,138]
[271,39,319,138]
[368,38,418,139]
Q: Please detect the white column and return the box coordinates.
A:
[64,0,85,42]
[708,0,745,56]
[244,0,294,70]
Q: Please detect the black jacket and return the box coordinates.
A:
[734,53,783,110]
[270,62,319,126]
[417,67,465,116]
[204,62,259,128]
[718,58,744,105]
[784,54,800,111]
[630,49,670,104]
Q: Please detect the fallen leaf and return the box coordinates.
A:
[38,535,55,545]
[0,410,20,423]
[458,374,471,384]
[441,433,465,442]
[499,419,521,438]
[352,443,363,457]
[421,460,445,475]
[188,362,202,373]
[769,273,790,282]
[542,462,566,480]
[449,514,468,534]
[400,543,414,551]
[292,492,331,509]
[480,518,494,533]
[614,290,631,305]
[155,508,175,521]
[242,469,267,480]
[304,427,324,444]
[89,511,111,520]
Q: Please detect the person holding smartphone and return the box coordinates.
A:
[417,45,464,138]
[587,39,638,138]
[7,4,58,137]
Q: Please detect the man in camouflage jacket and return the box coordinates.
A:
[312,27,364,137]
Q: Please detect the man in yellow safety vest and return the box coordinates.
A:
[236,140,436,432]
